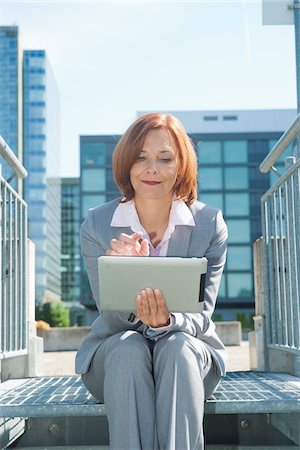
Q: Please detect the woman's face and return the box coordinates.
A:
[130,128,178,202]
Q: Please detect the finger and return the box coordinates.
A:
[144,286,156,310]
[110,239,123,251]
[136,294,143,317]
[140,289,150,314]
[110,239,132,255]
[139,239,150,256]
[119,232,142,245]
[155,289,170,314]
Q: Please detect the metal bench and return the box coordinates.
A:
[1,371,300,448]
[1,113,300,450]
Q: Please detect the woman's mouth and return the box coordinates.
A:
[141,180,162,185]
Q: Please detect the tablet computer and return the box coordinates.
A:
[98,256,207,313]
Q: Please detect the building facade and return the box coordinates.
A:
[1,25,62,307]
[0,26,22,191]
[80,110,296,324]
[79,135,120,321]
[23,49,61,304]
[61,177,81,304]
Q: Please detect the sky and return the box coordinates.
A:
[0,0,297,176]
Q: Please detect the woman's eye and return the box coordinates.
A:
[136,156,146,161]
[160,158,172,163]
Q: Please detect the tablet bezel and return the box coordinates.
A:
[98,256,207,313]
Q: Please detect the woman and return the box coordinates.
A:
[76,112,228,450]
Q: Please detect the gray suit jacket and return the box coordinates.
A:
[75,198,228,375]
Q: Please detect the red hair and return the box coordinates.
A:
[113,112,198,205]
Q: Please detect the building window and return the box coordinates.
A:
[198,167,222,190]
[225,193,249,216]
[82,168,105,192]
[82,142,106,165]
[199,192,223,211]
[227,273,252,298]
[226,219,250,243]
[82,194,106,218]
[223,141,248,163]
[224,167,248,190]
[203,115,218,121]
[222,115,237,121]
[197,141,222,163]
[227,246,252,270]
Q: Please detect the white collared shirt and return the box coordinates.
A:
[111,198,196,256]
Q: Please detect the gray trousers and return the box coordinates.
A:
[82,330,221,450]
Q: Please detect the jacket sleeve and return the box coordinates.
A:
[145,209,228,341]
[80,209,106,311]
[80,208,141,330]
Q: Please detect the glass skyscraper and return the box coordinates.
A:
[23,49,61,304]
[61,177,80,304]
[79,109,296,324]
[0,26,22,190]
[80,135,120,321]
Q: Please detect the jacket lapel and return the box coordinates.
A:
[107,225,193,258]
[167,225,192,257]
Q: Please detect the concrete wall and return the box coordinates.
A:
[215,321,242,346]
[38,327,91,351]
[39,321,241,352]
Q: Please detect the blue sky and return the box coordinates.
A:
[0,0,297,176]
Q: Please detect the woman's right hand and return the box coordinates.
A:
[106,232,150,257]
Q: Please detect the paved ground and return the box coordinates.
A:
[42,340,250,376]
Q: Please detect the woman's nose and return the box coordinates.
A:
[146,162,158,174]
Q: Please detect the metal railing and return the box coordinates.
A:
[0,136,28,359]
[261,119,300,354]
[0,136,27,181]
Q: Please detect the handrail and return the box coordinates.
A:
[259,112,300,173]
[0,135,28,180]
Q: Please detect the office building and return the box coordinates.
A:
[0,26,62,305]
[23,49,61,304]
[80,109,296,324]
[0,26,22,191]
[79,135,120,321]
[61,177,81,304]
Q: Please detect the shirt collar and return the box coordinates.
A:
[111,198,196,229]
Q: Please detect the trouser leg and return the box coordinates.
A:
[82,331,156,450]
[153,332,221,450]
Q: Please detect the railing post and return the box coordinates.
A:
[26,238,44,377]
[249,237,266,370]
[0,163,2,370]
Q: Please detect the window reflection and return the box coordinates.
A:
[197,141,221,163]
[82,142,105,165]
[82,194,106,218]
[198,167,222,190]
[227,219,250,243]
[224,141,247,163]
[225,193,249,216]
[227,273,252,298]
[225,167,248,189]
[82,168,105,192]
[227,246,251,270]
[199,193,223,210]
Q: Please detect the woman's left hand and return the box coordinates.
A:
[136,287,170,328]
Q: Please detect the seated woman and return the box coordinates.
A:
[76,112,228,450]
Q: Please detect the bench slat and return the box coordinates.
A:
[1,371,300,418]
